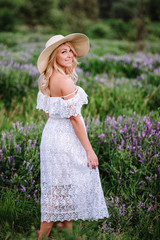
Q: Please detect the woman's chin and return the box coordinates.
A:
[66,63,73,68]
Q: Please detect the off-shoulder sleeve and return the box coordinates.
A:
[36,87,88,118]
[36,91,49,113]
[60,88,88,118]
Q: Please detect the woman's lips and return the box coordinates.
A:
[66,59,72,62]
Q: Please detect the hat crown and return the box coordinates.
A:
[45,35,64,48]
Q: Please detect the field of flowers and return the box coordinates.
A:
[0,32,160,240]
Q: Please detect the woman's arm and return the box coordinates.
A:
[70,115,99,169]
[54,75,98,169]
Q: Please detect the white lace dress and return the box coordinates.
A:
[36,85,109,222]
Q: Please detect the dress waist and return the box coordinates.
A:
[49,117,69,120]
[49,114,82,120]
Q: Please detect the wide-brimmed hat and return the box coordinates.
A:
[37,33,89,74]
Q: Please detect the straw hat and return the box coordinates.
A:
[37,33,89,74]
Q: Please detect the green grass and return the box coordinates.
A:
[0,32,160,240]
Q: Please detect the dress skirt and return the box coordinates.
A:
[40,115,109,222]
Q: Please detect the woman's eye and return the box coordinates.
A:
[62,51,66,54]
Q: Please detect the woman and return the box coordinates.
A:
[36,33,109,239]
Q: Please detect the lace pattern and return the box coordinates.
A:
[36,86,88,118]
[37,86,109,222]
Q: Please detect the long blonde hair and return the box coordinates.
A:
[38,42,78,96]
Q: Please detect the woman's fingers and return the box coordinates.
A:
[86,150,99,169]
[87,159,99,169]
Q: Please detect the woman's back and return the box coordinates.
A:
[49,71,77,99]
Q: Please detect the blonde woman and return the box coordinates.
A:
[36,33,109,239]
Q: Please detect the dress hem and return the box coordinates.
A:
[41,215,109,223]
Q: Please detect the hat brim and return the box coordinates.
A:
[37,33,89,74]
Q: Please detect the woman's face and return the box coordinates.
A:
[56,43,74,72]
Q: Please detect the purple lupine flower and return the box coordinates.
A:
[32,180,35,186]
[36,172,39,178]
[133,137,137,146]
[130,126,135,134]
[1,132,6,142]
[147,204,155,212]
[110,196,115,205]
[121,139,125,145]
[138,152,142,158]
[155,153,159,158]
[33,189,38,197]
[118,144,123,150]
[99,133,105,139]
[130,169,137,174]
[119,196,123,202]
[115,197,119,205]
[112,138,117,143]
[149,193,155,199]
[0,153,3,161]
[0,172,4,180]
[29,165,33,173]
[20,184,26,192]
[26,194,31,198]
[119,204,126,216]
[139,158,144,164]
[138,181,145,187]
[76,67,83,74]
[142,131,145,137]
[118,177,122,186]
[15,144,19,149]
[33,139,37,146]
[28,139,32,144]
[145,176,151,181]
[86,71,91,76]
[158,165,160,174]
[8,156,12,164]
[138,131,141,141]
[136,117,140,125]
[138,201,145,209]
[132,146,136,152]
[26,162,30,169]
[155,174,157,180]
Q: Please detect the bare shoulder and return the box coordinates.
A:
[49,71,76,98]
[57,74,76,97]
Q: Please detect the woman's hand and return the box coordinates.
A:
[45,113,49,119]
[86,149,99,169]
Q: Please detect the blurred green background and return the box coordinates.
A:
[0,1,160,239]
[0,0,160,42]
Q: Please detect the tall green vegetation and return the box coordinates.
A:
[0,0,159,41]
[19,0,54,27]
[99,0,160,21]
[0,0,20,31]
[0,31,159,240]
